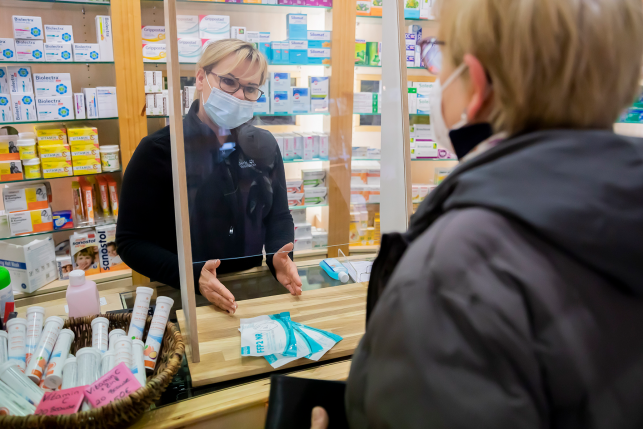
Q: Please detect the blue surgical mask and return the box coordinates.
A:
[202,76,255,129]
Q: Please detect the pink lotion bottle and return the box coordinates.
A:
[66,270,100,318]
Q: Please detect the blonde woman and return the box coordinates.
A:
[335,0,643,428]
[118,40,301,314]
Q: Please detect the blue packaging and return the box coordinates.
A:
[307,48,330,65]
[272,90,291,114]
[52,210,73,230]
[307,30,331,48]
[289,40,308,64]
[258,32,272,62]
[270,41,285,64]
[286,14,307,40]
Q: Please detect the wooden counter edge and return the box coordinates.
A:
[132,359,352,429]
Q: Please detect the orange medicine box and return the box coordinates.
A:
[0,160,23,181]
[0,135,20,161]
[8,207,54,236]
[106,175,118,217]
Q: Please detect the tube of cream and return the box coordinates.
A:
[43,328,75,389]
[127,287,153,341]
[6,318,27,371]
[143,296,174,372]
[25,315,64,383]
[25,306,45,366]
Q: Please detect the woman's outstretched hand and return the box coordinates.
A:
[199,259,238,314]
[273,243,303,296]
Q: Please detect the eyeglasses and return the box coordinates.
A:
[417,37,445,75]
[209,72,264,101]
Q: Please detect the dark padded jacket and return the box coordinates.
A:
[346,129,643,429]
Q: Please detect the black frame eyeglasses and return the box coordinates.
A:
[209,72,264,102]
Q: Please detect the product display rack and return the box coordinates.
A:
[0,221,117,242]
[0,169,121,185]
[0,61,115,64]
[1,117,119,126]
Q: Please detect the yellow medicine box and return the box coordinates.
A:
[38,144,71,162]
[42,159,73,178]
[71,142,100,162]
[72,158,102,175]
[36,128,68,145]
[67,127,99,145]
[0,160,23,181]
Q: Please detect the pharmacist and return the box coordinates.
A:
[117,40,301,314]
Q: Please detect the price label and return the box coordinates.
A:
[34,386,85,415]
[84,362,142,408]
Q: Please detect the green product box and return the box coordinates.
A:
[355,39,366,65]
[372,93,379,113]
[366,42,381,66]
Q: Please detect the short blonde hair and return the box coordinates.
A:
[436,0,643,135]
[194,39,268,101]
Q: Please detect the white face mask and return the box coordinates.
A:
[202,75,255,129]
[429,63,469,156]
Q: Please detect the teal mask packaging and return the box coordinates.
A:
[286,14,307,40]
[240,312,297,357]
[293,322,343,361]
[265,326,324,368]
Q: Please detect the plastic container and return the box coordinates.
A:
[17,139,37,160]
[25,315,64,383]
[0,331,7,365]
[22,157,42,179]
[18,132,36,140]
[319,258,350,283]
[114,337,133,369]
[0,379,36,416]
[61,355,77,389]
[108,328,126,351]
[99,145,120,171]
[43,328,75,389]
[76,347,100,386]
[132,339,146,387]
[24,306,45,365]
[144,296,174,371]
[127,287,153,341]
[6,317,27,371]
[0,360,45,406]
[91,316,109,353]
[101,350,116,376]
[66,270,100,318]
[0,266,15,323]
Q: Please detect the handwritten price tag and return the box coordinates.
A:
[84,362,142,408]
[35,386,85,415]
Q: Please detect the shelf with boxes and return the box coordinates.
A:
[10,0,110,4]
[356,0,434,20]
[0,62,115,65]
[145,0,332,7]
[355,23,427,68]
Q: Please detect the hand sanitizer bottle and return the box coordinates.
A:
[66,270,100,318]
[320,258,350,283]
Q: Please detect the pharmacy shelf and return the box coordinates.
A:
[147,112,329,119]
[289,203,328,210]
[283,158,328,163]
[13,269,132,300]
[145,0,332,8]
[357,15,434,22]
[0,169,122,186]
[0,221,117,242]
[0,117,118,126]
[8,0,109,4]
[353,113,430,116]
[352,157,380,161]
[355,65,427,70]
[0,61,114,65]
[144,62,330,67]
[412,158,458,161]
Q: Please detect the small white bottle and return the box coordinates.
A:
[66,270,100,318]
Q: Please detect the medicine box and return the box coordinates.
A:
[0,39,17,62]
[199,15,231,40]
[45,25,74,44]
[96,224,128,273]
[145,93,157,116]
[157,92,167,116]
[144,71,158,93]
[68,127,99,144]
[404,0,421,19]
[41,159,72,178]
[270,72,290,91]
[253,83,269,114]
[312,230,328,248]
[39,144,71,162]
[33,73,72,97]
[44,43,73,62]
[15,40,44,62]
[353,92,379,114]
[258,32,271,61]
[356,1,371,15]
[96,87,118,118]
[74,93,85,119]
[0,160,23,181]
[0,68,8,95]
[35,96,74,121]
[307,47,330,65]
[282,134,295,160]
[307,31,331,48]
[9,207,53,236]
[304,187,327,205]
[11,93,37,122]
[96,16,114,62]
[270,41,287,64]
[0,236,57,293]
[292,133,304,159]
[178,38,203,63]
[83,88,98,119]
[3,184,48,213]
[73,43,101,62]
[410,124,432,139]
[232,27,247,41]
[302,169,326,188]
[70,230,100,275]
[52,210,73,230]
[417,96,430,115]
[286,14,307,40]
[316,132,329,159]
[287,193,305,207]
[355,39,366,65]
[141,26,166,43]
[0,94,12,123]
[289,40,308,64]
[12,16,44,40]
[246,31,261,43]
[56,255,72,281]
[177,15,199,38]
[294,222,312,239]
[290,208,306,224]
[292,87,310,114]
[8,66,32,94]
[294,236,312,251]
[70,142,100,161]
[309,77,329,112]
[286,179,304,194]
[142,43,166,63]
[367,42,381,66]
[35,127,67,145]
[301,133,314,159]
[72,158,102,175]
[408,87,417,114]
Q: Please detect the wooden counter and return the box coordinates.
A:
[177,282,367,387]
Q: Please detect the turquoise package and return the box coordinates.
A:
[264,324,325,368]
[286,13,307,40]
[293,322,343,361]
[240,312,297,357]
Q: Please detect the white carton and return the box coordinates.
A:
[0,67,8,94]
[33,73,72,97]
[95,16,114,62]
[70,229,99,275]
[282,133,295,160]
[142,43,166,63]
[231,27,247,41]
[44,25,74,44]
[141,26,166,44]
[291,87,310,114]
[417,96,430,115]
[15,40,45,62]
[8,207,52,236]
[11,93,37,122]
[73,43,101,62]
[177,15,199,38]
[145,93,156,116]
[246,31,261,43]
[44,43,73,62]
[156,93,167,116]
[294,223,312,239]
[290,208,306,224]
[0,94,13,123]
[183,86,195,114]
[274,134,283,155]
[35,96,74,121]
[144,71,163,93]
[2,184,48,213]
[82,87,98,119]
[8,66,33,94]
[0,39,17,62]
[74,93,85,120]
[304,187,328,205]
[96,87,118,118]
[302,169,326,188]
[199,15,231,40]
[178,38,203,63]
[0,236,57,293]
[294,236,312,251]
[309,76,329,112]
[95,224,127,273]
[292,133,303,159]
[316,132,329,159]
[301,133,314,160]
[12,16,44,40]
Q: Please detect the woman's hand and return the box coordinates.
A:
[199,259,238,314]
[273,243,303,296]
[310,407,328,429]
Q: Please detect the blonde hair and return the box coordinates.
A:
[436,0,643,135]
[194,39,268,101]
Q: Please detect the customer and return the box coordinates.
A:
[117,40,301,314]
[345,0,643,427]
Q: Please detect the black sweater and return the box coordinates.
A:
[116,101,294,289]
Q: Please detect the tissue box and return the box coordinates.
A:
[0,235,57,293]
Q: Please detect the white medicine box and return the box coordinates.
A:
[73,44,101,62]
[44,43,73,62]
[0,39,17,62]
[8,66,33,94]
[36,96,74,121]
[33,73,72,98]
[0,94,13,123]
[12,16,44,40]
[15,40,45,62]
[44,25,74,44]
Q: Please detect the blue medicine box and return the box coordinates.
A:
[287,14,307,40]
[289,40,308,64]
[307,30,331,48]
[271,41,288,64]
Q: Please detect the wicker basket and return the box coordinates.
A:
[0,312,185,429]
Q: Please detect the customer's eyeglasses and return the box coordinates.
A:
[417,37,445,75]
[209,72,264,101]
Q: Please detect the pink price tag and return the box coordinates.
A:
[34,386,86,415]
[84,362,142,408]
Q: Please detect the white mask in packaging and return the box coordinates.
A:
[240,312,297,357]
